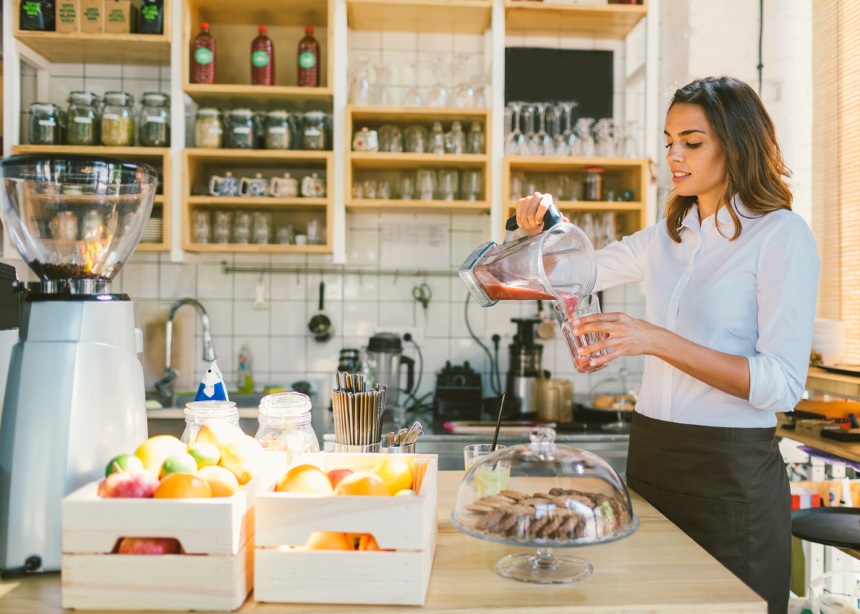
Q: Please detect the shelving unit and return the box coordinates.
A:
[182,149,333,252]
[503,156,650,235]
[345,106,491,215]
[183,84,334,109]
[346,0,492,34]
[11,145,173,251]
[504,1,647,37]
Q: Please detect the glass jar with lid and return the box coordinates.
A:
[255,392,320,463]
[66,90,100,146]
[583,167,604,201]
[195,107,223,148]
[182,400,240,444]
[101,91,135,147]
[225,108,256,149]
[264,110,293,150]
[138,92,170,147]
[300,110,327,150]
[29,102,63,145]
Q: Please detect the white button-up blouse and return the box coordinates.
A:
[594,197,820,428]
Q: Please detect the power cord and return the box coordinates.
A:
[464,293,501,396]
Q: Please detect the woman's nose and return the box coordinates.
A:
[666,143,683,161]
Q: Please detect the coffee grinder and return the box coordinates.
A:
[507,317,545,419]
[0,155,156,574]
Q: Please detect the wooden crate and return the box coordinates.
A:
[254,453,438,606]
[61,468,277,611]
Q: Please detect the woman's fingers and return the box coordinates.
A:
[515,192,553,229]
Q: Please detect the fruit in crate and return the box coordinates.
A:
[187,442,220,468]
[304,531,354,551]
[117,537,182,555]
[105,453,144,477]
[372,458,413,496]
[159,452,198,479]
[197,465,240,497]
[134,435,187,474]
[195,420,245,451]
[326,468,353,488]
[277,464,333,495]
[353,533,380,551]
[333,471,389,497]
[219,434,266,485]
[98,470,160,498]
[153,473,213,498]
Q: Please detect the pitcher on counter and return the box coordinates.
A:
[516,76,819,614]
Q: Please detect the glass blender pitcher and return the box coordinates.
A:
[459,201,596,314]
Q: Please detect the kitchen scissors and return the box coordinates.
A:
[412,282,432,311]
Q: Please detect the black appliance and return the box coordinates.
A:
[433,361,482,432]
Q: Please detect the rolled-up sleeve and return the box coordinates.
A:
[747,216,820,413]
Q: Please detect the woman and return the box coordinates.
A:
[516,76,819,614]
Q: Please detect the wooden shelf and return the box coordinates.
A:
[185,243,330,253]
[506,155,649,172]
[12,145,170,159]
[184,84,333,109]
[13,31,170,65]
[193,0,328,27]
[136,242,169,252]
[348,199,489,214]
[504,1,648,38]
[349,106,490,122]
[187,196,328,208]
[506,200,644,212]
[347,0,492,34]
[184,149,332,168]
[351,152,486,170]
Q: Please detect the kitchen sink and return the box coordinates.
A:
[146,391,267,409]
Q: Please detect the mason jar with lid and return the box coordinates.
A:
[583,166,605,201]
[195,107,223,148]
[255,392,319,463]
[300,110,327,150]
[66,90,100,146]
[138,92,170,147]
[101,91,135,147]
[225,108,256,149]
[29,102,63,145]
[181,400,240,444]
[264,110,292,150]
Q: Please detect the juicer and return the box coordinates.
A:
[0,155,156,574]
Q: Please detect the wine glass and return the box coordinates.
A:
[572,118,596,157]
[372,63,392,106]
[426,55,449,108]
[402,61,423,107]
[505,102,526,156]
[349,57,371,106]
[593,118,615,158]
[531,102,553,157]
[452,56,476,108]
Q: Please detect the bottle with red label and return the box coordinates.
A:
[191,22,216,84]
[251,25,275,86]
[297,26,320,87]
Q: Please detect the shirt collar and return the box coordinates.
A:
[680,195,748,236]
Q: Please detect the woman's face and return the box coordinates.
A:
[664,103,727,211]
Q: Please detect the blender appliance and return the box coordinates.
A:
[0,155,156,574]
[507,317,545,419]
[364,332,415,430]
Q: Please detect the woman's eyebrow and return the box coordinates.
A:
[663,129,707,137]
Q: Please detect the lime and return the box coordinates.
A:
[394,489,416,497]
[158,452,198,479]
[105,453,144,477]
[187,442,220,469]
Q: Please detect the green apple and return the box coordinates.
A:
[158,452,198,479]
[105,453,144,477]
[187,442,220,469]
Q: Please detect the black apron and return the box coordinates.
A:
[626,411,790,614]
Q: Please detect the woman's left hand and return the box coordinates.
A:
[571,311,661,369]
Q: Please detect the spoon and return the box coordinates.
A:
[406,421,423,445]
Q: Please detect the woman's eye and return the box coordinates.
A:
[686,142,702,149]
[664,142,672,149]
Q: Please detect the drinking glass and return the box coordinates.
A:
[572,118,596,157]
[399,172,416,200]
[372,63,392,106]
[214,210,231,244]
[451,55,476,108]
[461,169,482,202]
[233,211,251,244]
[276,224,295,245]
[505,102,526,156]
[193,210,210,244]
[466,121,485,154]
[349,57,371,105]
[252,212,271,245]
[307,218,322,244]
[363,180,378,199]
[404,125,427,153]
[417,169,436,201]
[402,61,423,107]
[437,169,459,201]
[428,121,446,154]
[378,181,391,200]
[529,102,553,156]
[463,444,509,497]
[509,172,525,201]
[559,101,579,156]
[426,55,449,107]
[555,294,609,374]
[445,120,465,155]
[593,118,615,158]
[379,124,403,153]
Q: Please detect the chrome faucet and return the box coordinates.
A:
[154,298,216,407]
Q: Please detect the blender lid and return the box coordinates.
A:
[368,332,403,353]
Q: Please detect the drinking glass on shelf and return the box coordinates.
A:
[530,102,553,156]
[363,180,378,199]
[505,102,526,156]
[352,181,364,199]
[252,212,271,245]
[461,169,482,201]
[522,104,540,156]
[402,61,423,107]
[379,124,403,152]
[399,172,416,200]
[276,224,295,245]
[233,211,251,244]
[572,118,596,157]
[378,181,391,200]
[451,55,476,108]
[618,120,639,158]
[349,57,371,106]
[307,218,322,244]
[426,55,449,108]
[372,63,392,106]
[559,101,579,156]
[428,121,446,155]
[509,172,525,201]
[404,125,427,153]
[466,121,485,154]
[593,118,615,158]
[417,169,436,201]
[445,120,465,154]
[437,169,459,201]
[214,210,231,244]
[193,210,210,244]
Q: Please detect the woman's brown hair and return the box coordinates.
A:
[664,76,793,243]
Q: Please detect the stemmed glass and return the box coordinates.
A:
[452,56,476,108]
[559,101,578,156]
[372,64,392,106]
[402,61,423,107]
[349,57,371,106]
[593,119,615,158]
[531,103,553,157]
[505,102,526,156]
[572,118,596,157]
[426,55,449,108]
[550,105,570,156]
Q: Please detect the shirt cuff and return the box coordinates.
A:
[747,354,804,413]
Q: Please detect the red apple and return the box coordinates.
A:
[326,468,354,489]
[98,470,159,498]
[118,537,181,555]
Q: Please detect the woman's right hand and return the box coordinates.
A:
[515,192,553,231]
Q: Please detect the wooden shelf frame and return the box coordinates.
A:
[347,0,492,34]
[183,84,333,109]
[11,145,172,252]
[504,0,648,38]
[348,199,490,214]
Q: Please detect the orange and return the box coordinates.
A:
[305,531,353,551]
[371,458,413,496]
[333,471,389,497]
[153,473,212,498]
[277,464,333,495]
[197,465,240,497]
[349,533,380,551]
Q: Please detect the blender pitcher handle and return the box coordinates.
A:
[400,355,415,397]
[505,202,564,232]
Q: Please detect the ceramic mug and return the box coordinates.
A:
[209,172,239,197]
[301,173,326,197]
[240,173,269,197]
[270,173,298,198]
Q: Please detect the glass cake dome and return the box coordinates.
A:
[451,426,638,584]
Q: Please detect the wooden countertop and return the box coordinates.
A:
[0,472,765,613]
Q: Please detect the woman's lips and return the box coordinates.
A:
[672,171,690,184]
